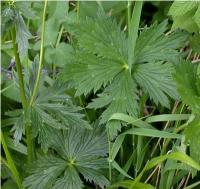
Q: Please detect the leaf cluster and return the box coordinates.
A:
[62,11,188,138]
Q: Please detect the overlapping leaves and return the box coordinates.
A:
[62,11,187,138]
[6,57,90,150]
[23,124,109,189]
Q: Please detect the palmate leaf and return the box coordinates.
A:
[30,81,91,150]
[6,59,90,148]
[23,124,109,189]
[62,11,187,138]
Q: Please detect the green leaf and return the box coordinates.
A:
[110,180,155,189]
[109,113,154,129]
[44,1,68,46]
[121,128,182,139]
[77,167,109,188]
[10,114,25,144]
[145,114,191,123]
[45,43,73,67]
[29,81,92,149]
[111,135,125,160]
[111,160,133,179]
[2,80,21,102]
[51,43,73,67]
[168,2,198,17]
[168,2,200,32]
[134,62,178,108]
[52,167,83,189]
[174,61,200,114]
[2,179,18,189]
[135,20,188,63]
[15,2,38,19]
[5,136,27,155]
[62,11,185,138]
[146,152,200,172]
[100,71,138,138]
[24,124,109,189]
[67,10,127,63]
[194,5,200,29]
[133,152,200,185]
[14,11,32,56]
[23,156,66,189]
[184,116,200,164]
[190,34,200,53]
[62,52,124,96]
[184,181,200,189]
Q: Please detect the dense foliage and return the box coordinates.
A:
[1,1,200,189]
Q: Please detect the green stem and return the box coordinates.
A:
[11,29,27,109]
[128,1,143,72]
[29,0,48,107]
[11,28,33,163]
[127,1,131,35]
[1,132,24,189]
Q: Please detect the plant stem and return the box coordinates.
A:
[11,29,33,163]
[127,1,131,35]
[128,1,143,72]
[29,0,48,107]
[11,29,27,109]
[1,132,24,189]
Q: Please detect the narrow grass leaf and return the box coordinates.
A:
[145,114,191,123]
